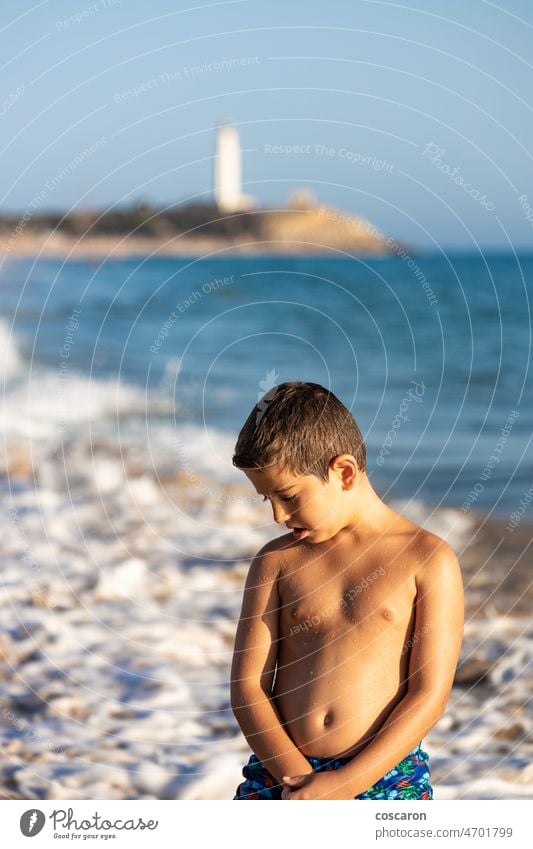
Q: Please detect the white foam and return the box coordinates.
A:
[0,319,24,380]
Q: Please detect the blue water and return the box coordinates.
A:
[2,252,531,517]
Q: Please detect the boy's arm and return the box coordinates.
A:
[230,541,314,784]
[283,538,464,799]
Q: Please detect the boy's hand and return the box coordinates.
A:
[281,771,352,800]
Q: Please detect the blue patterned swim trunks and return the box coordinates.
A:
[233,742,433,800]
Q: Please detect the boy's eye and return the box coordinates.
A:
[281,494,297,503]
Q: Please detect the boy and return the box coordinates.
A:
[230,381,463,800]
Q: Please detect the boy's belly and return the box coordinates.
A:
[272,642,410,758]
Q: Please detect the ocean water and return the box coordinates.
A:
[0,252,531,800]
[2,251,531,514]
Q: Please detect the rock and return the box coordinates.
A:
[493,722,528,742]
[0,442,34,479]
[454,658,494,687]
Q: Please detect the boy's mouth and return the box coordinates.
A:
[289,527,309,540]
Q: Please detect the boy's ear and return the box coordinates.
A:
[329,454,358,488]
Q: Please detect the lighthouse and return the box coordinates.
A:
[214,124,256,212]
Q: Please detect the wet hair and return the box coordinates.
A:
[232,381,366,480]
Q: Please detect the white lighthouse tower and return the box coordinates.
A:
[214,124,256,212]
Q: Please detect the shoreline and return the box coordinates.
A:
[1,233,392,261]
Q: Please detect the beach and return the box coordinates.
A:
[1,428,531,799]
[2,232,332,261]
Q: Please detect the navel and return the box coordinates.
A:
[323,711,333,727]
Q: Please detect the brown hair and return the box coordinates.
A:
[232,381,366,480]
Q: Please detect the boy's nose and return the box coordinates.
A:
[272,502,290,524]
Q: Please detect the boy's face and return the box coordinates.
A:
[244,459,353,544]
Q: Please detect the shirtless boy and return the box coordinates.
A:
[230,381,463,800]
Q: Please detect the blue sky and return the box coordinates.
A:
[2,0,533,250]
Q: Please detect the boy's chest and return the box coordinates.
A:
[278,554,417,634]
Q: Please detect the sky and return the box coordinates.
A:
[2,0,533,250]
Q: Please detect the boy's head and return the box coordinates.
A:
[232,381,367,543]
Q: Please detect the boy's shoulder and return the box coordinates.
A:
[382,503,452,548]
[380,508,459,574]
[407,523,460,577]
[255,532,295,557]
[247,532,295,578]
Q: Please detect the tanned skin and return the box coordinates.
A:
[230,455,464,799]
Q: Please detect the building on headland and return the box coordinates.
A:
[213,123,257,212]
[0,122,396,257]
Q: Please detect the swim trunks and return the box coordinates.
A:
[233,741,432,799]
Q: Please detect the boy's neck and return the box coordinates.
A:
[326,478,400,547]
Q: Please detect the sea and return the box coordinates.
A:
[0,251,531,800]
